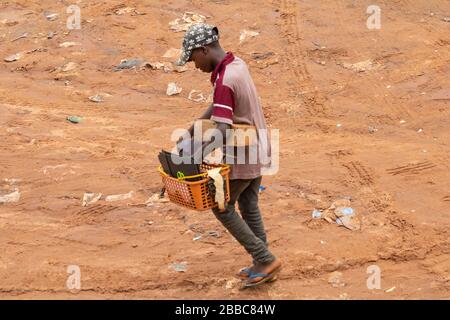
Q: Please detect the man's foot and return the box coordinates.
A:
[242,259,282,288]
[237,264,259,280]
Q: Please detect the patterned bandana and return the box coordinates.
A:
[175,23,219,66]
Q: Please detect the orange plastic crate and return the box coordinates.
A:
[158,163,231,211]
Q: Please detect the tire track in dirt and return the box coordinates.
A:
[70,204,119,225]
[342,161,375,186]
[386,161,437,176]
[273,0,329,117]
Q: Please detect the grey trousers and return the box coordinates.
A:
[212,176,276,265]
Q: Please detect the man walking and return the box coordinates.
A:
[175,23,281,288]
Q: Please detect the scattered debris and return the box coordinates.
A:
[44,12,59,21]
[341,59,375,72]
[89,94,104,103]
[312,209,322,219]
[4,52,24,62]
[385,286,396,293]
[67,116,82,124]
[169,262,188,272]
[334,205,360,231]
[115,7,135,15]
[169,12,206,33]
[336,123,342,128]
[314,198,361,231]
[163,48,182,59]
[144,61,167,71]
[166,82,182,96]
[328,271,345,288]
[239,30,259,43]
[145,193,169,206]
[47,31,56,39]
[259,185,266,193]
[60,62,78,72]
[113,58,144,71]
[188,90,207,103]
[11,32,28,42]
[399,120,406,124]
[59,42,80,48]
[82,192,102,206]
[0,189,21,204]
[417,128,423,133]
[193,234,202,241]
[105,191,134,202]
[206,230,221,238]
[368,126,378,134]
[443,17,450,23]
[225,278,241,290]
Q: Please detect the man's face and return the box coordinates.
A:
[189,47,213,73]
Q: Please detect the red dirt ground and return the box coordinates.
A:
[0,0,449,299]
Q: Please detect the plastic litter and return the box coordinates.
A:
[105,191,134,202]
[59,42,80,48]
[113,58,144,71]
[67,116,82,124]
[89,94,104,103]
[239,30,259,43]
[60,62,78,72]
[82,192,102,207]
[4,52,24,62]
[169,12,206,33]
[259,185,266,193]
[312,209,322,219]
[169,262,188,272]
[44,12,59,21]
[0,189,21,204]
[166,82,182,96]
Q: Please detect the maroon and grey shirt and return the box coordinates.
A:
[210,52,271,180]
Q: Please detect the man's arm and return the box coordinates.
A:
[187,103,214,136]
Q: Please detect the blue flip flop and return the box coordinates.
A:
[242,266,281,288]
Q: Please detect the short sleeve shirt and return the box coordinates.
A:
[210,52,271,180]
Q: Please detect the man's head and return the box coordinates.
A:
[176,23,220,73]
